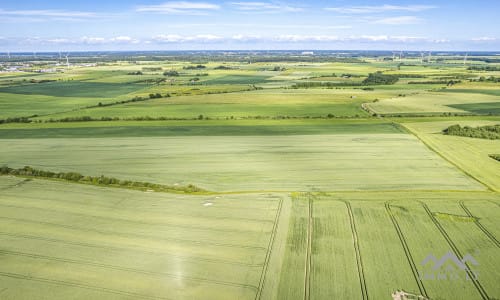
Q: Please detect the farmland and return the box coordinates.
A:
[0,51,499,299]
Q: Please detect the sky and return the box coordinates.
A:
[0,0,499,51]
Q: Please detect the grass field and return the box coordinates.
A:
[403,120,500,192]
[275,192,500,300]
[1,56,499,300]
[34,89,374,120]
[0,119,401,138]
[366,91,500,115]
[0,176,283,300]
[0,131,483,192]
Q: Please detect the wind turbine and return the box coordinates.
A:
[427,51,432,63]
[65,53,70,68]
[59,51,62,60]
[463,53,468,65]
[33,51,37,59]
[399,50,403,61]
[7,51,10,59]
[392,52,396,60]
[420,52,425,64]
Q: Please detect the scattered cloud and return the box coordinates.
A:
[471,37,497,42]
[110,36,140,44]
[0,9,97,18]
[273,35,340,42]
[372,16,422,25]
[230,2,303,13]
[231,34,262,41]
[136,2,220,15]
[325,4,436,14]
[81,36,107,44]
[153,34,224,43]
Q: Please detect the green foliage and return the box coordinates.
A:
[468,65,500,71]
[489,154,500,162]
[183,64,206,70]
[163,70,179,76]
[0,116,32,124]
[142,67,162,71]
[214,65,233,70]
[362,72,399,85]
[127,71,143,75]
[149,93,162,99]
[0,165,205,193]
[442,124,500,139]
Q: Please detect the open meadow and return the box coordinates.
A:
[0,51,499,299]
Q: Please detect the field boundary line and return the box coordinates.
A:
[0,202,269,235]
[0,213,267,251]
[0,232,263,267]
[399,123,495,192]
[0,249,258,291]
[459,201,500,248]
[0,178,31,191]
[255,197,283,300]
[343,201,369,300]
[385,201,428,298]
[421,202,490,300]
[0,271,173,300]
[303,193,313,300]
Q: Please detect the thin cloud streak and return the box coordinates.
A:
[136,2,220,15]
[325,4,437,14]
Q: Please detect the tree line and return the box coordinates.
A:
[0,165,204,194]
[443,124,500,140]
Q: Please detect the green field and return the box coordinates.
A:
[366,91,500,115]
[1,55,499,299]
[0,132,483,192]
[275,191,500,300]
[447,102,500,114]
[0,176,282,300]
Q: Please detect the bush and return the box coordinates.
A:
[163,70,179,76]
[362,72,399,85]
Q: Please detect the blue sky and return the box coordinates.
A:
[0,0,499,51]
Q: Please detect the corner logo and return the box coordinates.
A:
[419,251,479,281]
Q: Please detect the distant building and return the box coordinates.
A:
[301,51,314,55]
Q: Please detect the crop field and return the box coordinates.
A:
[275,192,500,300]
[33,89,378,120]
[403,120,500,192]
[366,91,500,115]
[0,176,283,300]
[0,131,484,192]
[0,52,499,299]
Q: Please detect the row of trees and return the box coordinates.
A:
[0,165,204,193]
[0,117,32,124]
[443,124,500,140]
[468,65,500,71]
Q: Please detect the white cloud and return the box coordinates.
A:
[0,9,97,18]
[372,16,422,25]
[325,4,436,14]
[230,2,303,12]
[110,36,140,44]
[153,34,224,43]
[231,34,262,41]
[273,35,340,42]
[81,37,107,44]
[471,37,497,42]
[136,2,220,15]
